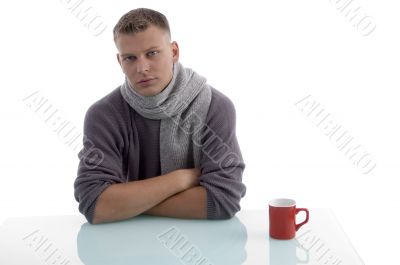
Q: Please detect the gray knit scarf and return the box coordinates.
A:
[120,62,212,174]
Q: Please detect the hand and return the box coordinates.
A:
[171,168,201,190]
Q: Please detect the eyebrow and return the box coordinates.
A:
[120,46,161,57]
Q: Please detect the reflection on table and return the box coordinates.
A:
[77,215,247,265]
[269,238,309,265]
[0,209,364,265]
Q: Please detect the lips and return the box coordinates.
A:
[137,78,156,84]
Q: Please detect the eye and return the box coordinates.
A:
[123,56,136,62]
[147,51,159,56]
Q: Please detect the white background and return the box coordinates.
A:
[1,0,399,264]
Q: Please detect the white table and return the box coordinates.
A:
[0,209,363,264]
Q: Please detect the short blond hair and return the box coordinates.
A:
[113,8,171,41]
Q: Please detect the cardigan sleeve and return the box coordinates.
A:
[74,99,127,224]
[199,88,246,219]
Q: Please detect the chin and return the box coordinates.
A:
[141,87,162,97]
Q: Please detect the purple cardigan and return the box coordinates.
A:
[74,86,246,223]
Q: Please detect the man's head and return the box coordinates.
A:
[113,8,179,97]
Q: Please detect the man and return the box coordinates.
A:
[74,8,246,224]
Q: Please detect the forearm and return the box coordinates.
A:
[144,186,207,219]
[92,169,199,224]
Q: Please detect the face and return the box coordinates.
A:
[115,26,179,97]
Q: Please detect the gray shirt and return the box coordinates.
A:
[74,86,246,223]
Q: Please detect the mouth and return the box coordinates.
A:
[137,78,156,85]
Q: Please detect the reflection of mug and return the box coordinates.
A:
[269,238,309,265]
[77,215,247,265]
[269,198,309,240]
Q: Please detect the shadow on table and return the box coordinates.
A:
[77,215,247,265]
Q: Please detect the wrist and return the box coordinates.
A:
[165,169,188,191]
[166,169,198,191]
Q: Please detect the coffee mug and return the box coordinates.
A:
[269,198,309,240]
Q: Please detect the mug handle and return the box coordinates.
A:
[295,208,309,231]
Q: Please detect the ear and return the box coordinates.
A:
[171,41,179,63]
[116,53,122,67]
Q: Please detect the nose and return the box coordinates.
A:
[136,57,150,73]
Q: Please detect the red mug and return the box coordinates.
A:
[269,198,309,240]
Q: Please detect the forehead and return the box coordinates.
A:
[115,26,170,54]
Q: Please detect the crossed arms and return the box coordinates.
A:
[92,168,206,224]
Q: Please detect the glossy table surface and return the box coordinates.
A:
[0,209,363,265]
